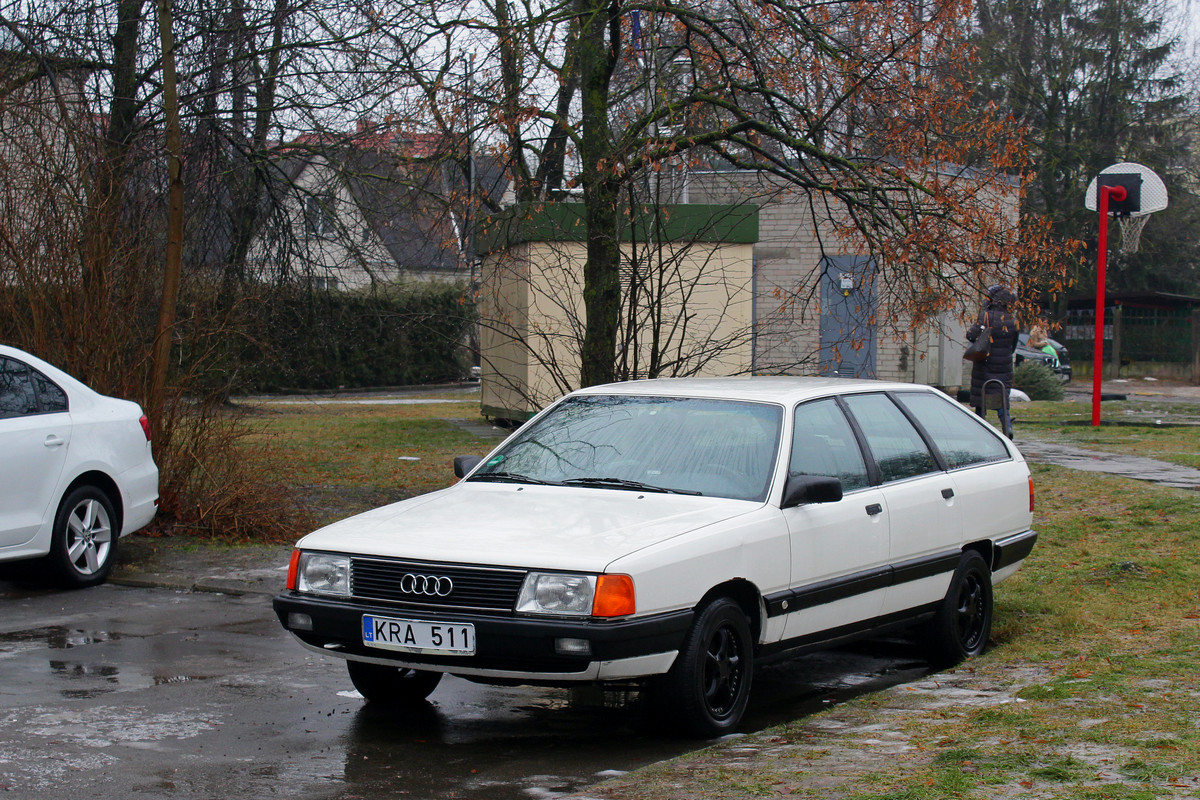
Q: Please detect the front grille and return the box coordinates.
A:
[350,557,527,613]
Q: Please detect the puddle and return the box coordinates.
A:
[0,626,122,650]
[0,627,214,698]
[58,688,120,699]
[49,661,120,680]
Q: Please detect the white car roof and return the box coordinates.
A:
[571,376,938,404]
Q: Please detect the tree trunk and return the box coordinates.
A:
[576,0,621,388]
[149,0,185,435]
[78,0,144,385]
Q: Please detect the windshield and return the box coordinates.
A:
[470,395,783,501]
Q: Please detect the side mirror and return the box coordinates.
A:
[780,474,843,509]
[453,455,484,478]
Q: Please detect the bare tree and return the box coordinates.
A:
[374,0,1069,389]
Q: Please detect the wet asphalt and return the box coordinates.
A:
[0,575,929,800]
[1015,437,1200,489]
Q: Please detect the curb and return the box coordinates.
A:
[108,574,278,596]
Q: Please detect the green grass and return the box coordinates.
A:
[866,467,1200,797]
[244,394,499,526]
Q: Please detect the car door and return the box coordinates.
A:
[840,393,962,616]
[891,390,1028,542]
[781,398,889,640]
[0,357,72,548]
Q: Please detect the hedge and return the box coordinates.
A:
[228,283,475,392]
[2,282,476,394]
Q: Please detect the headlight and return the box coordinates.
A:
[297,553,351,597]
[517,573,596,616]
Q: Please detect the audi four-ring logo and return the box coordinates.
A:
[399,573,454,596]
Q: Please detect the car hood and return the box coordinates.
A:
[297,482,761,572]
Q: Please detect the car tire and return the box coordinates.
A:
[923,551,993,668]
[655,597,753,737]
[44,485,118,589]
[346,660,443,705]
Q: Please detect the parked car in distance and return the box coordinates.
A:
[0,344,159,587]
[1015,333,1072,382]
[274,377,1037,736]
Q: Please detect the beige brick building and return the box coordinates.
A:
[687,170,1004,391]
[477,173,1014,419]
[477,203,758,420]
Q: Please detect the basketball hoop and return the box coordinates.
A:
[1085,161,1169,232]
[1117,214,1149,255]
[1083,162,1168,427]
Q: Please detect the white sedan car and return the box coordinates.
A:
[274,377,1036,736]
[0,344,159,587]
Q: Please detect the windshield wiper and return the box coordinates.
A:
[560,477,702,495]
[468,471,562,486]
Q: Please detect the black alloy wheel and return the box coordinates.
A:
[924,550,994,667]
[656,597,754,737]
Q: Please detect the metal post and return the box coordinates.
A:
[1092,184,1127,427]
[1110,305,1122,379]
[1191,310,1200,384]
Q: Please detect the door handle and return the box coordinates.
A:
[865,503,883,516]
[44,435,65,448]
[941,488,955,500]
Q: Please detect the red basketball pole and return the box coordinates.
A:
[1092,184,1127,427]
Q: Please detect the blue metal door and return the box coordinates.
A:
[819,256,877,378]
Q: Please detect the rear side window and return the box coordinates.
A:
[0,357,68,418]
[791,398,870,491]
[0,358,38,419]
[32,371,68,413]
[893,391,1009,468]
[842,393,938,483]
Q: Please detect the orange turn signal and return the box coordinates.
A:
[592,574,635,617]
[286,549,301,590]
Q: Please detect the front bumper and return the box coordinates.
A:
[273,593,692,684]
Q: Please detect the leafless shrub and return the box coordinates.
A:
[154,397,312,543]
[0,61,312,542]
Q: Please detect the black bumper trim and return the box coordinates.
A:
[993,529,1038,571]
[273,593,693,674]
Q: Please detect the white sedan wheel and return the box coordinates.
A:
[49,487,118,588]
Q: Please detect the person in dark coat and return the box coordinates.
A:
[966,284,1020,438]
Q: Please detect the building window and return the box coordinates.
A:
[305,194,337,238]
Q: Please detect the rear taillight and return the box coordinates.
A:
[139,414,152,442]
[1029,476,1035,512]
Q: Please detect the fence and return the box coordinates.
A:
[1063,305,1200,379]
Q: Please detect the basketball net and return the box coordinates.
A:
[1117,214,1149,255]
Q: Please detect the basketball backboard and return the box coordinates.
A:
[1084,162,1168,217]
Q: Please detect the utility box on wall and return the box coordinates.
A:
[477,203,759,421]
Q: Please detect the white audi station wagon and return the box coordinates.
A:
[274,377,1036,736]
